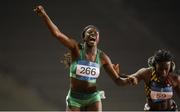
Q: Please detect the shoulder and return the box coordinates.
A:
[169,73,180,87]
[169,72,180,80]
[144,67,153,81]
[98,51,111,65]
[136,67,152,76]
[71,43,82,60]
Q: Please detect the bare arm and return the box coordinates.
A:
[101,53,136,86]
[127,67,149,84]
[34,5,77,51]
[173,75,180,97]
[113,63,150,85]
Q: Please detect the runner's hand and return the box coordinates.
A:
[34,5,46,16]
[127,76,138,85]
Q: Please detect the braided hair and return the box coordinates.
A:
[148,49,174,70]
[60,51,72,68]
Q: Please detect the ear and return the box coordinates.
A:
[170,61,176,72]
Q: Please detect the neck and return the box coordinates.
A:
[84,43,97,55]
[157,73,168,83]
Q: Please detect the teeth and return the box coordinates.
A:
[90,38,95,41]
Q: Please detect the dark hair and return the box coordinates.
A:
[148,49,174,67]
[61,25,99,68]
[81,25,99,39]
[154,49,174,64]
[61,44,83,68]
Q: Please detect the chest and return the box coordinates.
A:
[84,53,97,62]
[150,81,173,102]
[76,60,100,79]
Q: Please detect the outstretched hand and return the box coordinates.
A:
[34,5,46,16]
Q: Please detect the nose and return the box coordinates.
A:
[161,69,168,76]
[90,34,96,38]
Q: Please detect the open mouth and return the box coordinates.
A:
[89,38,96,42]
[87,37,96,45]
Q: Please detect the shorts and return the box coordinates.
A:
[144,99,178,111]
[66,89,103,108]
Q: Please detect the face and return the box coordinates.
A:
[155,61,171,80]
[84,28,99,47]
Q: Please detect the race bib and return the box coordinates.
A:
[150,85,173,102]
[76,60,100,79]
[150,91,173,100]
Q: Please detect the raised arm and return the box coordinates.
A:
[101,52,137,86]
[34,5,77,50]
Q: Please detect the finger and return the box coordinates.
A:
[38,5,42,8]
[133,77,138,85]
[34,6,40,12]
[35,5,41,10]
[115,64,119,69]
[112,64,115,68]
[116,64,119,67]
[33,8,37,12]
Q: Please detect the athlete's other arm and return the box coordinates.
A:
[101,52,137,86]
[173,74,180,97]
[127,68,150,84]
[113,62,149,85]
[34,5,77,51]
